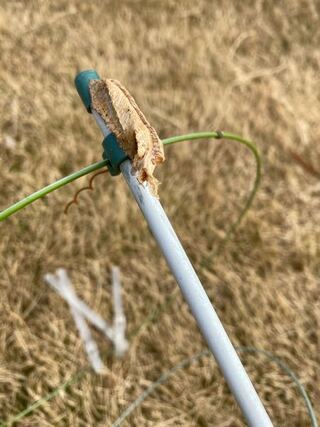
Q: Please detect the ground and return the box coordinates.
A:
[0,0,319,426]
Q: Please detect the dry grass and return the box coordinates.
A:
[0,0,320,425]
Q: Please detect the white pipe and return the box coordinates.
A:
[92,109,273,427]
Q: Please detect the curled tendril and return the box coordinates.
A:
[64,169,109,214]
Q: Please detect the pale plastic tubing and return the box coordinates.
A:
[91,109,273,427]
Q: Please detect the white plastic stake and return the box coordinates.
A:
[111,266,129,357]
[69,305,104,373]
[45,266,129,372]
[91,109,273,427]
[45,269,114,341]
[44,269,104,373]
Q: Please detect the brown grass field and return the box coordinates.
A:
[0,0,319,425]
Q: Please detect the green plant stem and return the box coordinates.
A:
[238,347,318,427]
[0,160,108,221]
[163,131,261,250]
[0,131,261,232]
[1,370,85,427]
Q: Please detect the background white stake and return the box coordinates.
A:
[44,267,129,372]
[44,269,104,373]
[111,266,128,357]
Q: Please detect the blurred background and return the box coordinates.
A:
[0,0,319,425]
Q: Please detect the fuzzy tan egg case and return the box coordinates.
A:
[89,79,165,197]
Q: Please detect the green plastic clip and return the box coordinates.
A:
[102,134,129,176]
[75,70,100,113]
[74,70,130,175]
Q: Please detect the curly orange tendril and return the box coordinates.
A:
[64,169,109,214]
[0,131,261,244]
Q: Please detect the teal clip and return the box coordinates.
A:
[102,134,129,176]
[75,70,129,175]
[75,70,100,113]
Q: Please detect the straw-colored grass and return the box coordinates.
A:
[0,1,319,425]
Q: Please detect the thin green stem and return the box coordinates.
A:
[0,370,85,427]
[0,131,260,228]
[0,160,108,222]
[163,131,262,251]
[238,347,318,427]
